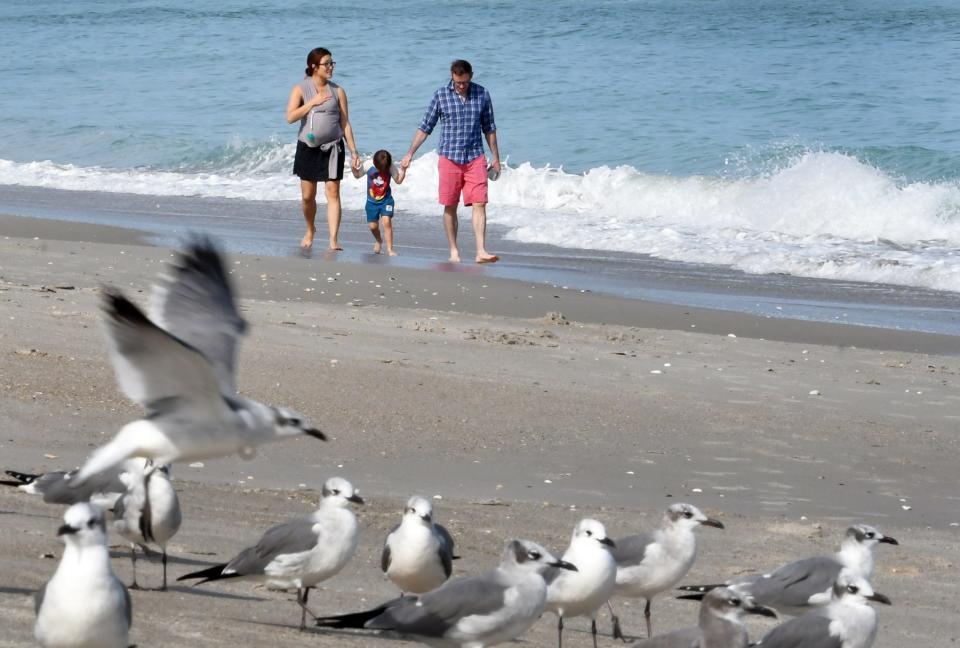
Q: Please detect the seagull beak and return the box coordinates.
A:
[551,559,578,572]
[599,537,616,548]
[748,604,778,618]
[701,518,725,529]
[57,524,79,536]
[879,535,899,545]
[347,493,365,505]
[867,591,892,605]
[304,427,327,441]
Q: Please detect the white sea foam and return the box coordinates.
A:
[2,150,960,291]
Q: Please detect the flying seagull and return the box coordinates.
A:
[71,238,325,485]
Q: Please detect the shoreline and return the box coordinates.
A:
[1,212,957,355]
[2,184,959,338]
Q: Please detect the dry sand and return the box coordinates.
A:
[0,215,957,646]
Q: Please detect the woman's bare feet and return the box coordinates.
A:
[387,248,398,256]
[300,228,316,248]
[476,253,499,264]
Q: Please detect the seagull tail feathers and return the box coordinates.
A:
[1,470,40,487]
[176,563,233,585]
[315,604,391,630]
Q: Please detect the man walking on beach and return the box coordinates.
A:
[401,59,501,264]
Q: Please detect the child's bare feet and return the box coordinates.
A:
[373,242,382,254]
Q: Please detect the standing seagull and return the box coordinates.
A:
[381,495,458,594]
[34,503,132,648]
[545,518,618,648]
[71,239,325,486]
[178,476,363,630]
[609,503,725,640]
[316,539,578,647]
[627,587,776,648]
[112,459,182,590]
[2,462,135,509]
[753,571,891,648]
[678,524,898,616]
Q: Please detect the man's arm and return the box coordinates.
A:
[481,92,500,173]
[401,130,429,170]
[485,131,500,174]
[402,91,441,169]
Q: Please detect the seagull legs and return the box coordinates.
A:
[644,598,652,638]
[608,600,627,641]
[557,614,564,648]
[161,547,168,591]
[297,587,317,631]
[128,543,141,590]
[591,618,599,648]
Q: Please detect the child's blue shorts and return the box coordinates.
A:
[365,198,395,223]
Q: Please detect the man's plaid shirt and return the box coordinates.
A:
[418,81,496,164]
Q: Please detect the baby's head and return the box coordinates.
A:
[373,150,392,175]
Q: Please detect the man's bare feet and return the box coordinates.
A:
[476,254,499,264]
[373,242,382,254]
[300,229,316,248]
[387,249,398,256]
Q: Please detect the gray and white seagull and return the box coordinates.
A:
[316,539,578,648]
[608,503,725,640]
[178,476,363,630]
[381,495,459,594]
[111,458,182,591]
[71,238,325,486]
[752,570,891,648]
[678,524,898,617]
[3,461,132,509]
[34,502,132,648]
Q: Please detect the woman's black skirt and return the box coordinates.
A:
[293,139,345,182]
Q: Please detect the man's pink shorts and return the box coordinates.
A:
[438,155,488,206]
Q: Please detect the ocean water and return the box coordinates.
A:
[2,0,960,293]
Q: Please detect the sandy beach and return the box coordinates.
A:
[0,214,957,647]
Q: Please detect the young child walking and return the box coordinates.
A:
[354,149,405,255]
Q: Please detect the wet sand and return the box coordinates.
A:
[0,215,957,646]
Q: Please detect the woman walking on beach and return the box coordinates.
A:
[286,47,361,250]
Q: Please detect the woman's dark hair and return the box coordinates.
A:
[373,150,392,175]
[450,59,472,76]
[305,47,332,76]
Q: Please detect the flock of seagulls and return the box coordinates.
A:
[3,239,901,647]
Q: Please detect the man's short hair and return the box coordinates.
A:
[450,59,473,76]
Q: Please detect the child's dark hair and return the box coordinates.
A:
[373,150,392,175]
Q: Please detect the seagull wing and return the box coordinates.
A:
[367,571,508,637]
[748,557,841,610]
[225,518,319,577]
[102,290,224,413]
[434,523,456,577]
[150,238,246,396]
[611,531,656,567]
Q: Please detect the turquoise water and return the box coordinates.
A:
[2,0,960,292]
